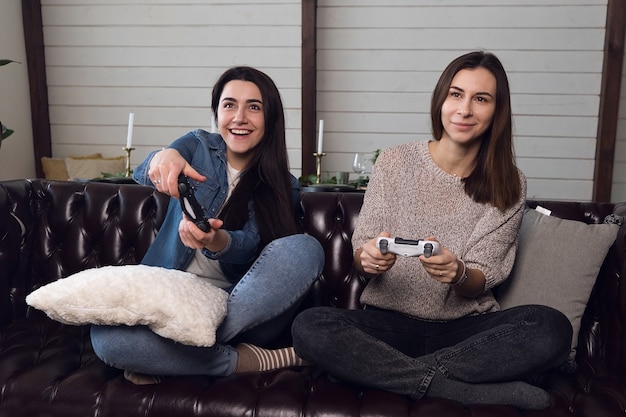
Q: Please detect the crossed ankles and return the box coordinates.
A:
[235,343,311,373]
[122,344,309,382]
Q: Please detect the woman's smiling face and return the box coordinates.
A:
[217,80,265,169]
[440,67,497,146]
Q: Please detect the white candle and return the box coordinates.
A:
[126,112,134,148]
[317,119,324,154]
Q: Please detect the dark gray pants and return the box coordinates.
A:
[292,304,572,399]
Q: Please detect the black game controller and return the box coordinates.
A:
[177,174,210,232]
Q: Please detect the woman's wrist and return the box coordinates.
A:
[354,247,381,278]
[450,259,468,287]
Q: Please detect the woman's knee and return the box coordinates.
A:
[524,305,573,364]
[292,307,341,356]
[538,305,572,351]
[273,234,324,270]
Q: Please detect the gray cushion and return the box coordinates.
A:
[497,208,620,361]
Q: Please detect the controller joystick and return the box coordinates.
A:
[423,243,434,257]
[378,238,389,254]
[376,237,441,258]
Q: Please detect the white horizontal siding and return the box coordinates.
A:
[318,2,606,27]
[41,0,303,174]
[44,26,301,48]
[43,3,298,26]
[526,179,593,201]
[46,67,301,88]
[45,47,300,67]
[320,50,605,73]
[40,0,619,201]
[319,29,604,51]
[316,0,608,201]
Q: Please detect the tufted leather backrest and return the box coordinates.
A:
[0,180,34,327]
[299,191,367,310]
[2,180,626,379]
[0,180,170,327]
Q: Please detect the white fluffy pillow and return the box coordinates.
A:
[26,265,228,347]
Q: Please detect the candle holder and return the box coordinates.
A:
[122,146,135,177]
[313,152,326,184]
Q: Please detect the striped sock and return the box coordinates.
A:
[235,343,310,373]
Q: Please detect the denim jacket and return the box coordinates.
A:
[133,129,301,281]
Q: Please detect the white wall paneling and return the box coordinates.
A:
[38,0,618,200]
[41,0,303,174]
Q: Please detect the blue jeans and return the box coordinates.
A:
[91,234,324,376]
[291,304,572,399]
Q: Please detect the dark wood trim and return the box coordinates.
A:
[22,0,51,178]
[593,0,625,202]
[301,0,317,177]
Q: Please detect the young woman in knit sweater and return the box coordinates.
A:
[292,51,572,410]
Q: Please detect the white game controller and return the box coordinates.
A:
[376,237,441,258]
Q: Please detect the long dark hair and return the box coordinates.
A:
[211,66,298,248]
[430,51,521,211]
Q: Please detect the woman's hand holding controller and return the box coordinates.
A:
[419,240,486,296]
[148,148,206,198]
[368,234,466,287]
[416,238,462,284]
[149,148,229,253]
[178,217,229,253]
[356,232,397,276]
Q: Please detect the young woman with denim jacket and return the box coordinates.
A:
[292,52,572,410]
[91,66,324,384]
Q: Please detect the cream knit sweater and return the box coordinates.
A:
[353,140,527,320]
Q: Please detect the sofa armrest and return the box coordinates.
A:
[0,180,36,328]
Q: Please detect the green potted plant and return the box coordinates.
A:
[1,59,20,150]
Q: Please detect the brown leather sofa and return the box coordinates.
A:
[1,179,625,417]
